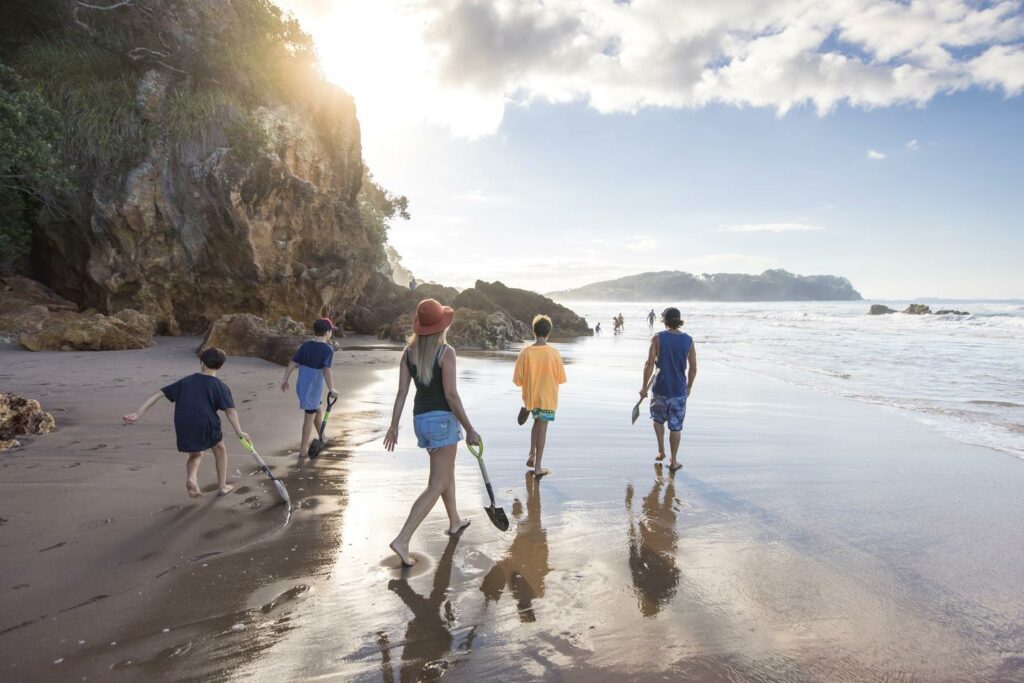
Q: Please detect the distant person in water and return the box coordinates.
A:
[639,307,697,471]
[123,347,249,497]
[280,318,339,456]
[409,278,418,291]
[595,322,601,334]
[648,309,656,329]
[513,315,567,478]
[384,299,481,567]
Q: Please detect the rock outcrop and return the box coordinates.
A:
[19,1,376,335]
[469,281,593,337]
[903,304,932,315]
[935,309,970,316]
[380,310,530,350]
[1,277,154,350]
[0,393,56,452]
[869,304,897,315]
[196,314,310,366]
[19,309,154,352]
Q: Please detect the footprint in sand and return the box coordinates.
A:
[12,584,29,590]
[233,486,251,495]
[62,462,81,469]
[39,542,66,552]
[88,444,108,451]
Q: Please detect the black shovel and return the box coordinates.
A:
[468,438,509,531]
[308,392,339,459]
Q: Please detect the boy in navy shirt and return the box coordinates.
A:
[280,318,339,455]
[124,348,249,497]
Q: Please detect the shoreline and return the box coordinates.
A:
[2,334,1023,680]
[0,336,400,679]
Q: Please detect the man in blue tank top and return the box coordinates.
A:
[639,307,697,471]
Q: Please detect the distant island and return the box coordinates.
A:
[549,269,862,301]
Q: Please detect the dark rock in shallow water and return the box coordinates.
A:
[869,304,897,315]
[903,304,932,315]
[934,309,970,316]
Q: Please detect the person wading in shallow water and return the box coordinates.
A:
[640,307,697,471]
[384,299,481,567]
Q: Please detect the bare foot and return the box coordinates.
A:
[389,539,416,567]
[655,452,666,461]
[186,480,202,498]
[531,468,550,478]
[446,519,471,536]
[526,455,535,468]
[669,462,683,471]
[218,484,235,496]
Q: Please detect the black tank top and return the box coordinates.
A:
[406,344,452,415]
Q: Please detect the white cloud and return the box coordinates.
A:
[867,149,887,160]
[281,0,1024,138]
[625,237,657,252]
[906,139,920,150]
[720,222,824,233]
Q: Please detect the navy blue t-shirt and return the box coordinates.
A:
[292,340,334,369]
[161,373,235,453]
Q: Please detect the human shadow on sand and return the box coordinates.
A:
[480,471,550,622]
[625,463,682,617]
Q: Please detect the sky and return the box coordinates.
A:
[276,0,1024,299]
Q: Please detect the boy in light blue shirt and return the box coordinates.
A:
[281,318,339,455]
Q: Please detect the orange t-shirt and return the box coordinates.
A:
[513,344,567,411]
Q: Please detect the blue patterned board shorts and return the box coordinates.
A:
[413,410,463,451]
[531,408,556,422]
[651,394,687,431]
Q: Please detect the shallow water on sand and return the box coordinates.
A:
[229,333,1024,681]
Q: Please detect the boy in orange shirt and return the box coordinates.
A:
[513,314,567,478]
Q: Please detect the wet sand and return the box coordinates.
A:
[3,333,1024,681]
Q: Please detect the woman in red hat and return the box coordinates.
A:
[383,298,482,566]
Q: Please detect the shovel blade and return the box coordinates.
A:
[631,402,641,424]
[273,479,291,506]
[485,505,510,531]
[308,439,324,459]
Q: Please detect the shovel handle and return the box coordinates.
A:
[467,436,483,459]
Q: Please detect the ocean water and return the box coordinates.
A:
[563,300,1024,460]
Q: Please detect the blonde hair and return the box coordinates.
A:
[408,330,447,385]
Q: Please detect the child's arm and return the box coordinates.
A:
[640,335,659,398]
[222,408,250,442]
[512,352,525,387]
[280,360,298,392]
[123,391,164,424]
[687,343,698,396]
[322,366,338,396]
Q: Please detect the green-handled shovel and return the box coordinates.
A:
[308,392,339,459]
[240,437,291,506]
[467,438,509,531]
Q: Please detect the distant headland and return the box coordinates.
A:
[549,269,862,302]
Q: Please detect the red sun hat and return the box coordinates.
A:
[413,298,454,336]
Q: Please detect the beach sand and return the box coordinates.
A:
[2,334,1023,681]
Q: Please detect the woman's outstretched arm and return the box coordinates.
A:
[383,351,413,451]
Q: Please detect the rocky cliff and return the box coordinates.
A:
[5,0,377,334]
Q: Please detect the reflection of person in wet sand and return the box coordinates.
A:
[387,534,463,681]
[625,464,681,617]
[480,472,550,622]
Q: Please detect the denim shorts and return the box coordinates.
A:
[651,394,687,431]
[413,410,463,451]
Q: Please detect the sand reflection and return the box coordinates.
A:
[626,464,681,616]
[481,472,550,622]
[385,534,465,681]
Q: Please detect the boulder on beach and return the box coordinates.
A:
[19,309,155,352]
[869,304,897,315]
[197,314,310,366]
[379,309,530,350]
[903,304,932,315]
[0,393,56,452]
